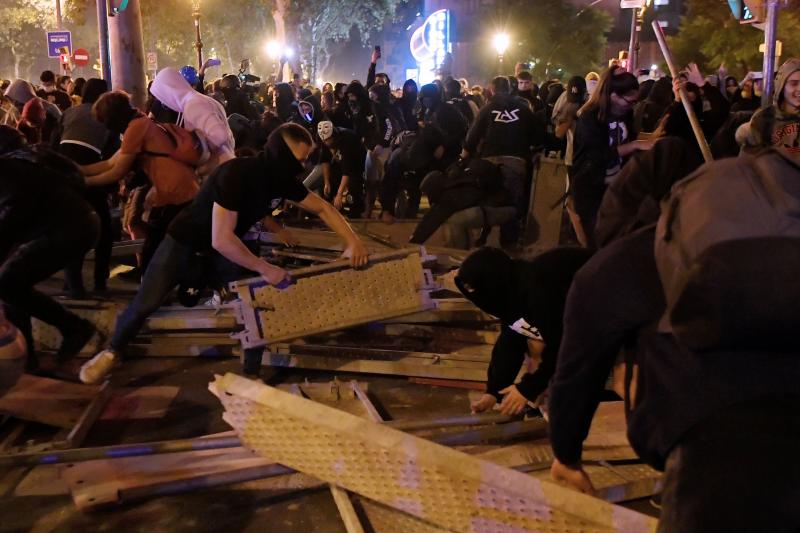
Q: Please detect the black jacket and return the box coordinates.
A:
[464,93,542,160]
[456,247,593,402]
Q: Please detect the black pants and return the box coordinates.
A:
[141,203,188,275]
[59,143,114,293]
[658,396,800,533]
[0,212,99,366]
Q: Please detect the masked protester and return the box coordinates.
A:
[79,124,369,385]
[456,246,593,416]
[219,74,258,120]
[317,120,366,215]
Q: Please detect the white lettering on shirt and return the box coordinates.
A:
[510,318,543,341]
[492,109,521,123]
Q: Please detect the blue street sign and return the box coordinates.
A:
[46,31,72,58]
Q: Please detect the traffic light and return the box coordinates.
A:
[108,0,129,16]
[728,0,765,24]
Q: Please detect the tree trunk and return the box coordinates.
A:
[224,39,234,75]
[11,43,20,80]
[108,0,147,108]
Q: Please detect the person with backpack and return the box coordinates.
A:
[455,246,592,416]
[462,76,544,248]
[548,148,800,531]
[79,124,369,384]
[738,58,800,156]
[149,67,235,176]
[81,91,202,272]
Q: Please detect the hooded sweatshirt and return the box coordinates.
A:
[5,80,61,142]
[455,246,593,401]
[744,58,800,153]
[150,68,235,166]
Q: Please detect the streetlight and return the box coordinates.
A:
[493,32,510,74]
[265,40,281,59]
[192,0,203,70]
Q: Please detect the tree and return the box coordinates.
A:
[484,0,613,80]
[0,0,52,79]
[670,0,800,79]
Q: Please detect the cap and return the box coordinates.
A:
[317,120,334,141]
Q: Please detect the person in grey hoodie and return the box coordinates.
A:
[738,58,800,158]
[149,67,235,176]
[4,79,61,143]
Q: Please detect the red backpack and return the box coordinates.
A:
[141,119,208,167]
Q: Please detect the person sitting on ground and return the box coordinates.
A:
[455,246,592,416]
[0,126,100,373]
[79,124,370,385]
[737,58,800,157]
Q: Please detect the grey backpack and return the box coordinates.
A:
[655,147,800,351]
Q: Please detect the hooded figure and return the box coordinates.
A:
[369,83,404,146]
[17,98,46,144]
[455,246,593,407]
[397,79,419,132]
[741,58,800,156]
[5,80,61,142]
[273,83,297,123]
[149,67,235,173]
[294,94,323,138]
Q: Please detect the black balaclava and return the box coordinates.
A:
[402,79,418,104]
[345,81,370,115]
[274,83,296,122]
[369,83,392,106]
[261,128,305,179]
[455,247,516,320]
[419,83,441,121]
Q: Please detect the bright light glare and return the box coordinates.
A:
[265,41,282,58]
[493,33,510,55]
[284,47,295,59]
[650,64,658,70]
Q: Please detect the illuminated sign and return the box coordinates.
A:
[410,9,451,84]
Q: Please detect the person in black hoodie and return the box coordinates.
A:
[455,246,592,415]
[220,75,258,120]
[0,126,99,372]
[463,76,544,247]
[79,124,370,384]
[397,79,419,133]
[379,83,468,221]
[272,83,297,123]
[444,77,475,125]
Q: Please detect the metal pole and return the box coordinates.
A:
[97,0,112,86]
[627,8,637,73]
[55,0,63,29]
[651,20,714,163]
[762,0,779,107]
[193,6,203,70]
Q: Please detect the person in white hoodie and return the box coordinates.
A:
[149,67,235,176]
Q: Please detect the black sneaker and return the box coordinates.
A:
[56,318,97,361]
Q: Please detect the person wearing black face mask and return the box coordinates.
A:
[571,68,654,247]
[397,79,419,132]
[454,246,592,416]
[220,75,258,120]
[79,124,370,385]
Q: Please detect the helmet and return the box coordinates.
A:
[179,65,198,86]
[317,120,334,142]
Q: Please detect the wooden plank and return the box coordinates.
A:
[350,381,382,423]
[272,343,492,365]
[0,375,103,429]
[62,381,112,449]
[330,485,366,533]
[100,386,180,421]
[261,352,486,381]
[408,377,487,391]
[211,374,657,532]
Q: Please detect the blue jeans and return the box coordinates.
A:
[110,235,263,374]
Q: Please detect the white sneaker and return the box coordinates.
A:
[79,349,119,384]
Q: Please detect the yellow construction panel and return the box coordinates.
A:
[211,374,657,533]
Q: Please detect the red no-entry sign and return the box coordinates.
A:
[73,48,90,67]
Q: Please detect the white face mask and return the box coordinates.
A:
[586,79,599,95]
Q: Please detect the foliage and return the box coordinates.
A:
[669,0,800,79]
[484,0,613,80]
[0,0,53,79]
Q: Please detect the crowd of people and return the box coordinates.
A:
[2,47,800,531]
